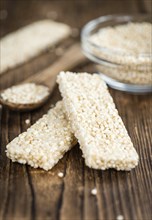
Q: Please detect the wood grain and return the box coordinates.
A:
[0,0,152,220]
[23,43,86,89]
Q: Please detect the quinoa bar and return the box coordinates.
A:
[0,20,71,74]
[57,72,139,171]
[6,101,76,170]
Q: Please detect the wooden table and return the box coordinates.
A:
[0,0,152,219]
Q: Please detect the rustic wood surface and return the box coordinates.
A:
[0,0,152,220]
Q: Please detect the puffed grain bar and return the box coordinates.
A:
[57,72,139,171]
[6,101,76,170]
[0,20,71,74]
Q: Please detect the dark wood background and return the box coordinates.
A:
[0,0,152,220]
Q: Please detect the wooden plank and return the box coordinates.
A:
[0,110,32,220]
[59,146,84,220]
[137,0,152,13]
[108,90,152,220]
[0,108,10,219]
[143,0,152,13]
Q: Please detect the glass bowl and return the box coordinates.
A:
[81,14,152,94]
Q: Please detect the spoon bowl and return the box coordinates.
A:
[0,87,51,111]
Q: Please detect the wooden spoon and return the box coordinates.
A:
[0,43,86,111]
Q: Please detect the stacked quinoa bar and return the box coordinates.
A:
[6,72,139,171]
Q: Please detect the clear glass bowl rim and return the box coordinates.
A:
[81,14,152,59]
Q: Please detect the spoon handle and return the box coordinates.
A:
[23,43,87,93]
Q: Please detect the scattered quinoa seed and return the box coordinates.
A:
[117,215,124,220]
[25,119,30,124]
[91,188,97,195]
[58,172,64,178]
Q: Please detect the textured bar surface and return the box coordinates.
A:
[57,71,139,170]
[0,20,71,73]
[6,101,76,170]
